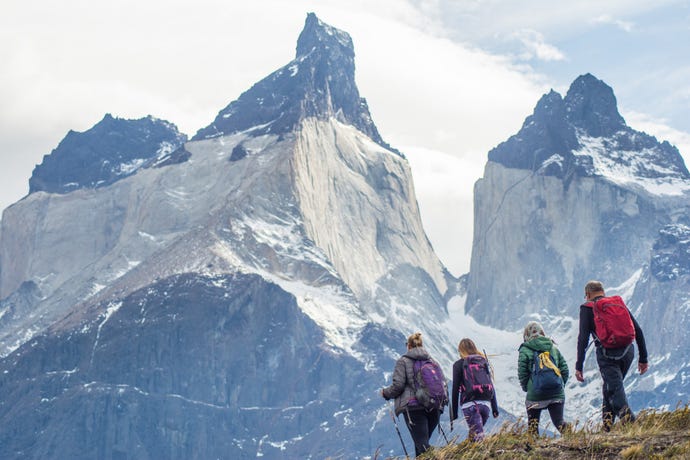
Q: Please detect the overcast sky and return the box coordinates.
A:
[1,0,689,276]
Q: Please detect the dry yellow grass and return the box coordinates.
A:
[404,406,690,460]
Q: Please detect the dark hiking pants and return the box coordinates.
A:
[527,402,565,436]
[596,344,635,430]
[404,408,440,457]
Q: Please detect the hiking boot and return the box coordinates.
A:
[602,411,614,432]
[618,405,636,425]
[558,422,573,435]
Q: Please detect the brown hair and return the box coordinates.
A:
[458,338,493,378]
[585,280,604,294]
[457,338,482,358]
[407,332,423,349]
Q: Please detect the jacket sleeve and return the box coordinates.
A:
[490,390,499,416]
[451,360,462,421]
[576,304,595,372]
[382,357,407,400]
[555,346,569,385]
[631,313,648,364]
[517,346,530,392]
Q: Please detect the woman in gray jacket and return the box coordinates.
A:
[381,332,444,457]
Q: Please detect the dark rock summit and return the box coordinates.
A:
[192,13,394,153]
[488,73,689,181]
[29,114,187,194]
[564,73,626,137]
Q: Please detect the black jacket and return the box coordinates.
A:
[450,357,499,421]
[575,296,648,372]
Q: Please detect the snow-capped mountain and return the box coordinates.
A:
[466,73,690,419]
[2,14,687,459]
[0,13,459,459]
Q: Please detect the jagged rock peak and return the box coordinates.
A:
[29,114,187,194]
[296,12,354,58]
[487,73,689,187]
[192,13,396,154]
[564,73,626,137]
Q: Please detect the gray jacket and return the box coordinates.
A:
[382,347,432,416]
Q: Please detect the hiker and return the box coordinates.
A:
[518,321,569,436]
[575,280,649,431]
[381,332,448,457]
[450,338,499,442]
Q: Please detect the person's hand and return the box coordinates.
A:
[575,370,585,382]
[380,389,385,399]
[638,362,649,375]
[450,420,454,432]
[493,411,499,418]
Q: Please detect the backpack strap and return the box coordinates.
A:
[600,343,633,360]
[412,359,424,391]
[583,299,601,346]
[538,351,562,377]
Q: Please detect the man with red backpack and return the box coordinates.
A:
[575,280,649,431]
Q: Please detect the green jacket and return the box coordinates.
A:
[517,336,569,401]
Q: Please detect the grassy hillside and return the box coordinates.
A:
[378,406,690,459]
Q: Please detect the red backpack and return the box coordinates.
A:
[586,295,635,348]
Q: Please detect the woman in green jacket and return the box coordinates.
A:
[517,321,569,436]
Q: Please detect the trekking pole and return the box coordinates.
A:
[389,408,410,459]
[438,419,450,445]
[483,349,494,378]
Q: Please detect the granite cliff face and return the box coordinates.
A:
[465,73,690,416]
[467,74,690,329]
[0,14,453,459]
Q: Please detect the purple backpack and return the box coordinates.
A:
[412,359,448,411]
[461,354,495,402]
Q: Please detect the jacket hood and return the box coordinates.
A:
[403,346,431,361]
[519,336,554,352]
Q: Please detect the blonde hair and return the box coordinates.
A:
[407,332,423,349]
[458,338,483,358]
[523,321,546,342]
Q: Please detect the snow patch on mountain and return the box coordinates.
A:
[251,271,367,357]
[573,133,690,195]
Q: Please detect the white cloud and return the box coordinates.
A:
[404,146,484,276]
[512,29,566,61]
[591,14,635,32]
